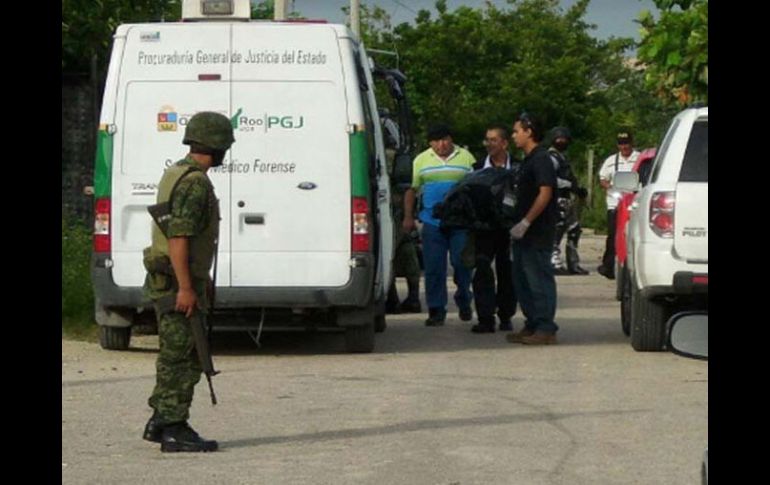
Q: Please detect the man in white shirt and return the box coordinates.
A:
[597,131,639,279]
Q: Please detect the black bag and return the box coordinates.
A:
[433,167,520,231]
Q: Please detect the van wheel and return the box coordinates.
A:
[100,325,131,350]
[620,265,631,336]
[345,322,375,353]
[630,281,668,351]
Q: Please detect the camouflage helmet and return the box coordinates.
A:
[183,111,235,151]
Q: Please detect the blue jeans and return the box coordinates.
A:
[421,223,473,313]
[511,242,558,334]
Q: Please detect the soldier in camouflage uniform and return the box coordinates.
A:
[141,112,234,453]
[381,111,422,314]
[548,127,589,275]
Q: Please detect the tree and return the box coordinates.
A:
[380,0,632,158]
[62,0,182,73]
[636,0,708,106]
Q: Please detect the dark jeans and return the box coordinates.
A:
[601,209,618,274]
[472,230,516,324]
[421,223,472,312]
[512,242,558,334]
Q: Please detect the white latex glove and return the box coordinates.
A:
[510,219,530,240]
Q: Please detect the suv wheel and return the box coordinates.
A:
[615,260,623,301]
[630,279,669,351]
[620,265,631,336]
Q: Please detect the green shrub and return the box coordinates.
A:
[580,194,608,234]
[62,216,97,338]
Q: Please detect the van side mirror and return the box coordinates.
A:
[613,171,640,192]
[667,312,708,360]
[392,153,413,188]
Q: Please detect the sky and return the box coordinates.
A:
[279,1,660,42]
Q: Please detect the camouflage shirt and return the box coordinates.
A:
[145,156,219,306]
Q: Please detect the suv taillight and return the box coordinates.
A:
[649,191,675,238]
[352,197,370,252]
[94,198,111,253]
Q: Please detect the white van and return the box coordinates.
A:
[91,0,394,353]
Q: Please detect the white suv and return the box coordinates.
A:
[616,106,708,351]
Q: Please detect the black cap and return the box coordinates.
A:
[427,124,452,141]
[617,131,633,144]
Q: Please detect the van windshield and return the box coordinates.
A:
[679,120,708,182]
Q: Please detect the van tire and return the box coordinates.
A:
[100,325,131,350]
[345,322,375,353]
[630,280,668,351]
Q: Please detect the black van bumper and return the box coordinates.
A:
[92,253,376,310]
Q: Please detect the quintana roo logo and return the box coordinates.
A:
[157,105,178,132]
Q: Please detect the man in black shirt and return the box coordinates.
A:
[469,124,519,333]
[506,113,560,345]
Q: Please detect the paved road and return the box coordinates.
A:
[62,233,707,484]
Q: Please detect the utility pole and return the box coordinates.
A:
[587,148,594,206]
[351,0,360,39]
[275,0,287,20]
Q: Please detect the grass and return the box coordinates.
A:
[62,215,99,342]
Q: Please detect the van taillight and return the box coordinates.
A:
[649,191,675,238]
[352,197,370,252]
[94,198,111,253]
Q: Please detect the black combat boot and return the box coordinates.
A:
[568,265,589,275]
[143,412,164,443]
[161,422,219,453]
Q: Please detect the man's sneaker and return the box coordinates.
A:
[142,413,163,443]
[425,308,446,326]
[597,265,615,280]
[519,332,557,345]
[399,298,422,314]
[471,319,495,333]
[553,267,570,276]
[498,318,513,332]
[160,422,218,453]
[459,308,473,322]
[506,328,535,343]
[568,265,589,275]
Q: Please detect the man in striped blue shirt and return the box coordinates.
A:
[403,124,475,326]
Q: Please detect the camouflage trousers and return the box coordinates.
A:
[391,190,421,278]
[148,309,202,424]
[394,232,421,278]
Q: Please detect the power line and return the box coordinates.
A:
[389,0,417,15]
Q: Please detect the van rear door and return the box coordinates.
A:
[228,25,350,287]
[110,24,232,287]
[674,118,708,263]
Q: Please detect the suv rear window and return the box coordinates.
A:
[679,120,708,182]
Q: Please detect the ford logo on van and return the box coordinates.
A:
[297,182,317,190]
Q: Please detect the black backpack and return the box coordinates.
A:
[433,166,521,231]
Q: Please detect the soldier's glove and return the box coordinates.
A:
[510,219,530,240]
[576,187,588,199]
